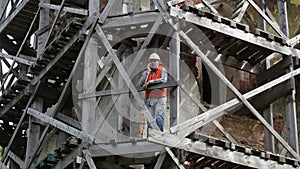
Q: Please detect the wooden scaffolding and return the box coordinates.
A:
[0,0,300,168]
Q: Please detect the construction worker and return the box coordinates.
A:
[138,53,167,131]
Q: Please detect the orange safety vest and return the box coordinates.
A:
[145,65,167,98]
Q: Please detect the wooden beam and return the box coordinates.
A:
[88,141,164,157]
[154,151,166,169]
[27,108,93,143]
[56,113,81,130]
[8,151,25,169]
[0,0,9,21]
[39,2,88,15]
[233,1,249,23]
[0,52,33,65]
[99,0,116,23]
[288,34,300,47]
[102,12,159,29]
[263,106,275,152]
[83,150,97,169]
[201,0,219,15]
[165,147,185,169]
[79,80,178,99]
[82,35,97,135]
[285,67,299,154]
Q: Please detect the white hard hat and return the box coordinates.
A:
[148,53,160,61]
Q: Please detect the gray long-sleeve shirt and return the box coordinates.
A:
[138,67,167,87]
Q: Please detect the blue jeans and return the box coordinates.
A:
[145,97,167,131]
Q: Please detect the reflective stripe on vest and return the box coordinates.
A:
[145,65,167,98]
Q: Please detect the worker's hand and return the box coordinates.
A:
[143,81,150,89]
[147,63,151,71]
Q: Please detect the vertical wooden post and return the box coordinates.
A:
[257,0,266,30]
[89,0,99,17]
[110,0,123,15]
[123,0,133,13]
[257,0,275,153]
[133,0,141,12]
[0,0,8,21]
[81,0,99,136]
[82,35,97,135]
[38,0,50,55]
[285,64,299,154]
[263,55,275,152]
[150,0,156,10]
[169,29,180,127]
[25,97,43,169]
[278,0,298,154]
[277,0,289,36]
